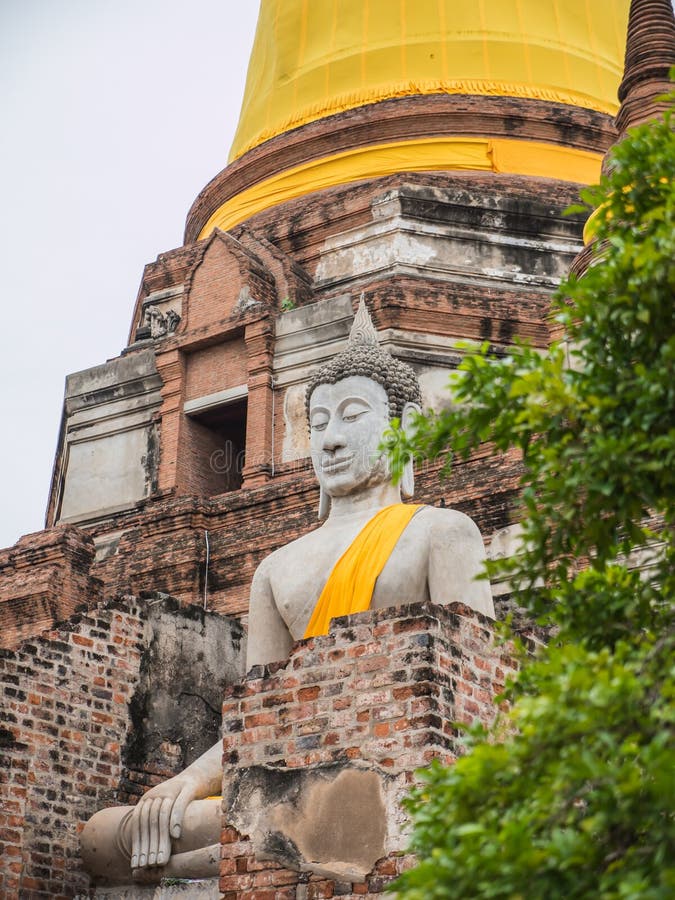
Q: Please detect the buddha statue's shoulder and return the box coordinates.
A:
[405,504,485,546]
[407,505,493,616]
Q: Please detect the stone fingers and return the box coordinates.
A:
[130,793,175,871]
[169,784,192,840]
[131,803,142,869]
[138,798,151,867]
[148,797,162,866]
[157,796,173,866]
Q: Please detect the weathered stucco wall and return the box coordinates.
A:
[48,350,163,527]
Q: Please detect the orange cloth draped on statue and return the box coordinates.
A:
[303,503,423,639]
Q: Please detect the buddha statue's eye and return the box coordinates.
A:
[341,401,370,422]
[310,412,329,432]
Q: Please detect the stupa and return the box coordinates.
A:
[3,0,629,644]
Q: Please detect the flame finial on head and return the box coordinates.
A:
[305,295,422,421]
[348,294,379,347]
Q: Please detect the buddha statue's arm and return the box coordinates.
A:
[246,555,295,668]
[128,740,223,871]
[128,556,293,872]
[427,509,495,618]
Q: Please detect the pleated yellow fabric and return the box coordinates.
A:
[198,137,602,238]
[230,0,630,161]
[583,203,604,244]
[303,504,423,639]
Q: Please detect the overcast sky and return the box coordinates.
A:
[0,1,260,547]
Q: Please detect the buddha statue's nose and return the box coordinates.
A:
[321,417,345,451]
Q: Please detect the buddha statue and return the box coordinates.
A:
[81,300,494,884]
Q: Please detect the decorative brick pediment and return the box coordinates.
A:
[182,230,277,333]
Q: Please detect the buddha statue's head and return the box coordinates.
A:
[306,299,422,518]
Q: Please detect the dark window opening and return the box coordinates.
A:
[186,399,247,496]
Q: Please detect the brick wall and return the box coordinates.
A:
[362,275,555,348]
[219,601,522,898]
[0,598,146,899]
[0,594,244,899]
[180,415,245,498]
[184,232,277,335]
[0,526,101,650]
[223,601,518,771]
[91,471,321,621]
[185,338,248,400]
[219,830,416,900]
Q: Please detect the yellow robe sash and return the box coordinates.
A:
[303,503,423,639]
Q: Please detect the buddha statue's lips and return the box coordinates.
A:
[321,454,354,473]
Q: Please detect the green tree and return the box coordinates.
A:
[384,93,675,899]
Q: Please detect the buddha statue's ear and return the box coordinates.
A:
[400,402,421,500]
[318,486,331,521]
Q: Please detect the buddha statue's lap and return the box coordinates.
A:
[81,300,494,884]
[81,799,222,882]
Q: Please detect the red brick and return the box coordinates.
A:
[297,686,321,701]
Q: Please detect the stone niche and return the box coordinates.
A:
[48,349,163,526]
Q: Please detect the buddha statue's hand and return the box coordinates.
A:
[129,773,199,871]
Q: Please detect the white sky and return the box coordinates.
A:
[0,1,260,547]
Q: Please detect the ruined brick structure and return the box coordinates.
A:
[0,527,100,650]
[0,599,521,899]
[0,596,243,898]
[217,601,525,899]
[2,1,673,897]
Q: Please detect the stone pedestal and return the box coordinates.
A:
[219,601,520,898]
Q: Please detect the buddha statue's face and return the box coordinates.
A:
[309,376,391,498]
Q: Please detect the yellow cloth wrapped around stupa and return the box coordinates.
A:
[199,0,630,237]
[231,0,630,161]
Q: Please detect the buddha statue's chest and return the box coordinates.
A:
[272,522,430,638]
